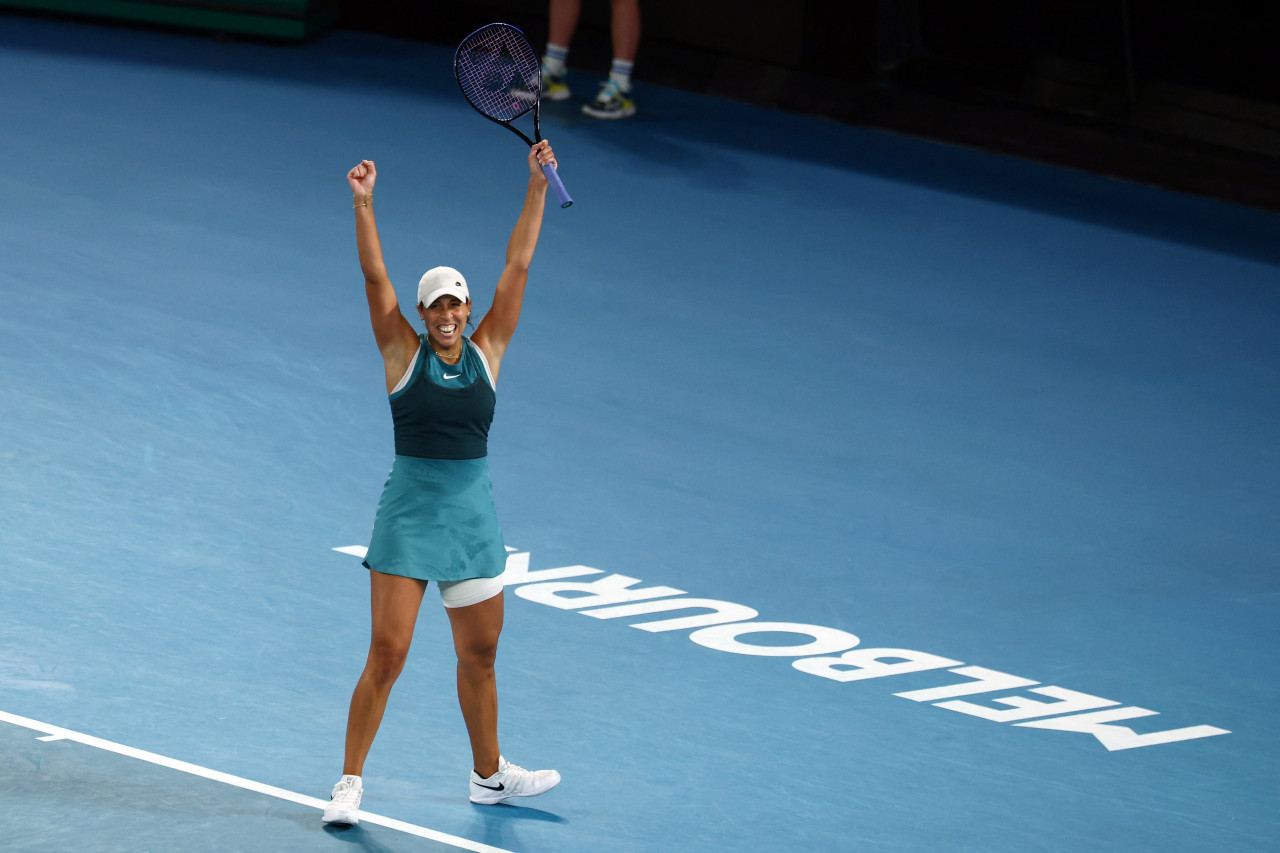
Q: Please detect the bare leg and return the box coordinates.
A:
[548,0,582,48]
[341,570,428,776]
[608,0,641,64]
[445,591,505,778]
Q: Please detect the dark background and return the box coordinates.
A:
[344,0,1280,212]
[3,0,1277,210]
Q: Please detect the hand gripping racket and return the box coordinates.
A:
[455,23,573,209]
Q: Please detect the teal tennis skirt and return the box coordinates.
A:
[363,455,506,582]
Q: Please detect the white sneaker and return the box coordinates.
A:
[469,756,560,804]
[322,774,363,825]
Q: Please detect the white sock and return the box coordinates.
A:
[543,43,569,76]
[608,58,634,92]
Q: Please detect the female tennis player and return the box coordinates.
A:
[323,141,561,825]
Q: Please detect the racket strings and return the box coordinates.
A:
[456,27,542,121]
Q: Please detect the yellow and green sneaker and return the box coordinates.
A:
[542,67,571,101]
[582,79,636,119]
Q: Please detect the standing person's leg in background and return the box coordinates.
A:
[542,0,641,118]
[541,0,580,101]
[583,0,640,119]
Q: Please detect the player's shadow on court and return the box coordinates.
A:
[469,802,567,823]
[320,823,402,851]
[467,802,569,852]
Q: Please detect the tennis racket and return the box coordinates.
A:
[454,23,573,209]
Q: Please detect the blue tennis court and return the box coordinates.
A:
[1,11,1277,852]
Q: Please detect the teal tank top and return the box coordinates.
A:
[389,336,496,460]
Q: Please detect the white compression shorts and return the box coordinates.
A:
[437,572,505,609]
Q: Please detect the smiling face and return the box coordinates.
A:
[418,295,470,350]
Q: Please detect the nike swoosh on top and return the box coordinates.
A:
[443,373,462,379]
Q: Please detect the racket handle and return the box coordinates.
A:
[542,162,573,209]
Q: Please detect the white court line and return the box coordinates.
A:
[0,709,513,853]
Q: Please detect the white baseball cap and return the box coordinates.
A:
[417,266,470,308]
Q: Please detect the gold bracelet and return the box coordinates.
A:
[353,194,372,209]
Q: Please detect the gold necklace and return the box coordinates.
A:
[429,342,462,363]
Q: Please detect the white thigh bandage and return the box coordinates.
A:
[437,573,505,609]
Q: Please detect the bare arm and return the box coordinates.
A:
[348,160,419,392]
[471,141,556,381]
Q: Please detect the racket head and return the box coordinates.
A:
[454,23,542,125]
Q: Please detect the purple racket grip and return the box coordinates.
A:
[542,161,573,208]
